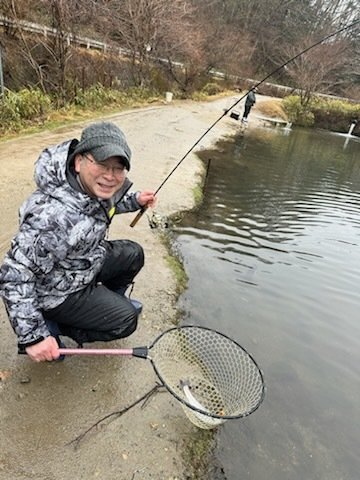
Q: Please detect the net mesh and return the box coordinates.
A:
[150,326,264,429]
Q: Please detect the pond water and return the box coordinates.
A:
[173,126,360,480]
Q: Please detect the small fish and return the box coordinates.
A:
[180,379,225,428]
[181,380,209,412]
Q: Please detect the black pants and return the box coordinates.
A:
[242,104,252,119]
[44,240,144,344]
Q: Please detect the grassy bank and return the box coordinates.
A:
[1,84,358,142]
[0,83,233,141]
[0,86,163,140]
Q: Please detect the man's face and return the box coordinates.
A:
[74,153,127,199]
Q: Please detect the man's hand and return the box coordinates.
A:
[137,190,157,208]
[25,336,60,362]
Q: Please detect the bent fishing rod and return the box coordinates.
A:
[130,18,360,228]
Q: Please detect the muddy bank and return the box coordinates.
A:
[0,96,250,480]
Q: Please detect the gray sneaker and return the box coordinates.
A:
[130,298,143,315]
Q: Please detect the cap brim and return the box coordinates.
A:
[91,144,130,170]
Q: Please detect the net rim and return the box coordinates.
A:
[148,325,266,420]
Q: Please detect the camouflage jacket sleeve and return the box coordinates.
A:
[0,223,70,346]
[114,191,142,214]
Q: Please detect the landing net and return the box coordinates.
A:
[149,326,265,429]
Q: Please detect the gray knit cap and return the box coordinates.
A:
[73,121,131,170]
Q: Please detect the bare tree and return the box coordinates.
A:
[282,37,351,105]
[0,0,100,99]
[0,0,358,98]
[97,0,200,88]
[0,0,49,92]
[39,0,74,101]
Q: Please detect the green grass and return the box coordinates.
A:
[0,86,164,141]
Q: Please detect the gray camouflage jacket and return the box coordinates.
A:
[0,139,141,346]
[245,91,256,107]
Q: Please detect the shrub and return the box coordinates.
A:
[283,95,315,127]
[0,88,52,132]
[16,88,52,119]
[125,86,160,103]
[283,95,360,133]
[190,91,208,101]
[73,84,159,109]
[201,82,223,96]
[73,84,121,108]
[311,97,360,133]
[257,99,288,120]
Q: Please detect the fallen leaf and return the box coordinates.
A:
[0,370,12,381]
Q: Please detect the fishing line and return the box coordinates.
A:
[130,18,360,227]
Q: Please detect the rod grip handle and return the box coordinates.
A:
[130,206,148,228]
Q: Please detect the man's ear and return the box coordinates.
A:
[74,154,82,173]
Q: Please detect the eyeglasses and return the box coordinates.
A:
[83,154,127,176]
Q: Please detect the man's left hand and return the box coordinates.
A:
[137,190,157,208]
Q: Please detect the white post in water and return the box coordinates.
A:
[0,46,4,96]
[347,121,357,136]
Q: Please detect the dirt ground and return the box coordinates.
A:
[0,95,258,480]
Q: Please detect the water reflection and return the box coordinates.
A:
[174,127,360,480]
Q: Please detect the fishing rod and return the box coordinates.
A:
[130,18,360,228]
